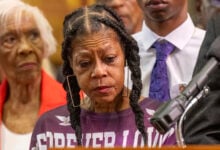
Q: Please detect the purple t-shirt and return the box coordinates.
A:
[29,98,176,149]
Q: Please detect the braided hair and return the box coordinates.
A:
[62,4,147,146]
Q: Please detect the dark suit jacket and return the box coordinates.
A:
[193,13,220,76]
[183,13,220,144]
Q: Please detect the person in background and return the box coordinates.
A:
[133,0,205,101]
[189,0,220,84]
[193,0,220,29]
[30,4,176,149]
[192,0,220,76]
[96,0,143,35]
[0,1,66,150]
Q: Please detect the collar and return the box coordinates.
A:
[132,14,195,51]
[0,80,7,122]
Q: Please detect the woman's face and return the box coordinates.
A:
[0,12,44,83]
[70,30,125,104]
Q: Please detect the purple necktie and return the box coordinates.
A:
[149,40,175,101]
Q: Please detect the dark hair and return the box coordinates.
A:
[61,4,146,146]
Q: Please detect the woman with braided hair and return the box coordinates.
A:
[30,4,176,149]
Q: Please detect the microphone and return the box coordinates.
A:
[150,36,220,134]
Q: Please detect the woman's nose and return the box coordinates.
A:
[17,37,33,55]
[91,61,107,78]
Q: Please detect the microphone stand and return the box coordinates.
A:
[175,85,210,147]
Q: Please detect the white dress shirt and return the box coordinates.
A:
[126,14,206,99]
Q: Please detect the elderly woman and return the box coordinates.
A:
[30,4,176,149]
[0,1,66,150]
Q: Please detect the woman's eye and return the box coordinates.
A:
[29,31,40,42]
[2,35,17,48]
[105,56,116,64]
[79,61,90,68]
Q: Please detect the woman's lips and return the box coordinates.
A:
[94,86,112,94]
[18,62,37,70]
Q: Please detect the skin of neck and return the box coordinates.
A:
[2,75,41,133]
[82,87,131,113]
[6,75,41,107]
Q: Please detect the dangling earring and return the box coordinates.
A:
[123,61,129,97]
[66,74,83,107]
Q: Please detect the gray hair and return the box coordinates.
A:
[0,0,57,57]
